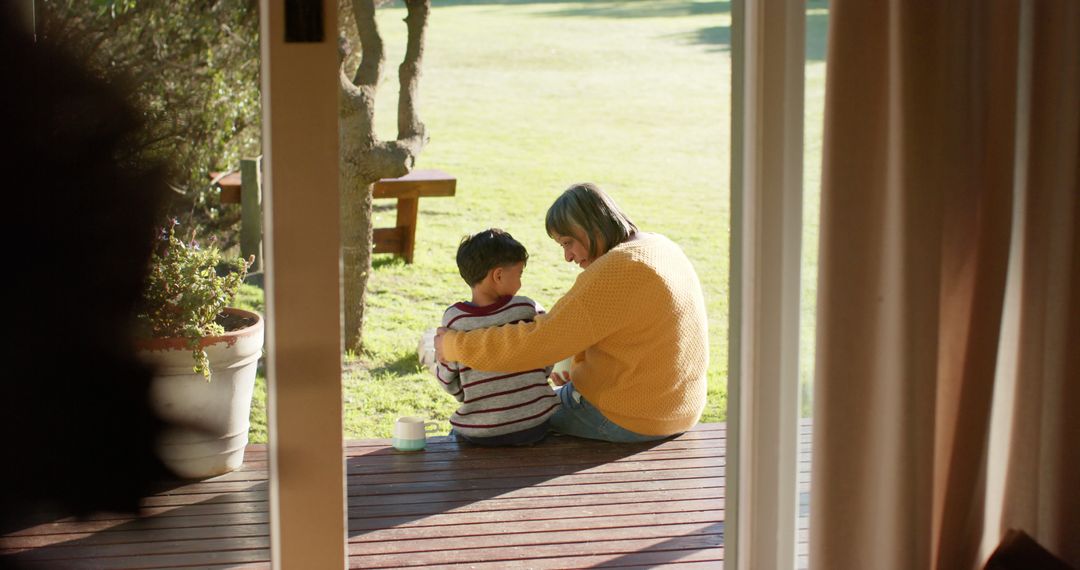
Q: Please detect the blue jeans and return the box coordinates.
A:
[548,382,672,443]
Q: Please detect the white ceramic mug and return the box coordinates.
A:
[393,416,439,451]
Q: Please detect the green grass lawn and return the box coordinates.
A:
[246,0,827,442]
[802,1,828,417]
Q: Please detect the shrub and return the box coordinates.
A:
[137,223,252,378]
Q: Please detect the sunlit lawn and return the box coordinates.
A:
[249,0,827,442]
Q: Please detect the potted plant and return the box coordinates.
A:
[135,223,263,479]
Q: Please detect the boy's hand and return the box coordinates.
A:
[550,356,573,386]
[550,371,571,386]
[434,327,451,365]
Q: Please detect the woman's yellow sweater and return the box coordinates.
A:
[442,233,708,436]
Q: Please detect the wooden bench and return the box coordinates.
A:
[211,170,244,204]
[211,164,456,269]
[210,159,263,273]
[373,169,456,264]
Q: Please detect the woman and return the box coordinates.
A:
[435,183,708,442]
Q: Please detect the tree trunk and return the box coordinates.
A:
[340,171,374,355]
[339,0,430,352]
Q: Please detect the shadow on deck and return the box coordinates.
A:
[1,422,810,568]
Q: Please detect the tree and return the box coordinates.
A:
[40,0,425,351]
[339,0,431,351]
[38,0,261,249]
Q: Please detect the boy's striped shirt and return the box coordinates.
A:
[436,295,558,438]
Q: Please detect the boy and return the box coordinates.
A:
[435,229,558,446]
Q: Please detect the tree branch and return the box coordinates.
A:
[351,0,383,88]
[397,0,430,142]
[338,33,364,107]
[344,136,423,183]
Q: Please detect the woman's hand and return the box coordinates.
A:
[433,327,451,365]
[550,370,572,387]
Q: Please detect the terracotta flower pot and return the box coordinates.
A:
[136,308,264,479]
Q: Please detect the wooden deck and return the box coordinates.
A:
[1,422,811,569]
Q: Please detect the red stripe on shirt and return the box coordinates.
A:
[436,368,455,386]
[463,383,552,404]
[454,393,558,416]
[445,302,538,329]
[450,296,512,315]
[462,369,547,389]
[450,402,560,429]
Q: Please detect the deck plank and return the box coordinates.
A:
[348,534,724,569]
[0,422,813,568]
[349,510,726,545]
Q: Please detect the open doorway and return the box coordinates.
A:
[349,0,734,441]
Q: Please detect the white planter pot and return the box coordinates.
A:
[137,308,264,479]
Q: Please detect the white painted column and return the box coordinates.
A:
[728,0,805,568]
[259,1,347,568]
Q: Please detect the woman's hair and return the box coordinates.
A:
[545,183,638,259]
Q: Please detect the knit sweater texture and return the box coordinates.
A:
[437,296,559,438]
[443,233,708,436]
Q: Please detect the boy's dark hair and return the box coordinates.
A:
[456,229,529,286]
